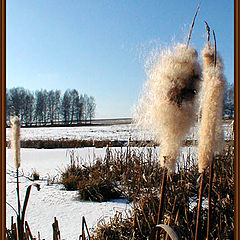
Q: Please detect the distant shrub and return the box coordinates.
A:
[61,156,87,191]
[31,169,40,181]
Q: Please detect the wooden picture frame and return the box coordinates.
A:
[1,1,239,239]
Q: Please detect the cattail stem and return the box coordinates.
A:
[11,117,23,239]
[207,159,214,240]
[16,168,22,240]
[204,21,210,42]
[155,167,167,240]
[186,3,201,48]
[213,30,217,67]
[195,171,205,240]
[16,168,21,216]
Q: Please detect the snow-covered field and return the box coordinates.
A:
[6,121,233,142]
[6,122,233,239]
[6,148,132,239]
[6,146,198,239]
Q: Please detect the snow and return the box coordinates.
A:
[6,122,234,142]
[6,146,198,239]
[6,148,131,239]
[5,122,233,239]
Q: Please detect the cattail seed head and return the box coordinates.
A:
[134,43,201,173]
[198,43,225,173]
[10,116,21,169]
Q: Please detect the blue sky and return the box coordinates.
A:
[6,0,234,118]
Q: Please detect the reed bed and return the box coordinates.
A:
[60,143,233,239]
[90,145,233,240]
[61,147,163,202]
[7,143,233,239]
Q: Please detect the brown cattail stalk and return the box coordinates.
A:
[186,3,201,48]
[10,116,22,239]
[10,116,21,169]
[195,171,205,240]
[198,38,225,173]
[207,159,214,240]
[135,44,201,173]
[155,167,167,240]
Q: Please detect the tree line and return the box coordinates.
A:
[6,87,96,126]
[223,83,234,119]
[5,83,234,127]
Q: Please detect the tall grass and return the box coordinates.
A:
[90,145,233,239]
[61,147,163,202]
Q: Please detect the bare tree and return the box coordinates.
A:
[223,83,234,118]
[54,90,61,123]
[87,96,96,124]
[61,89,72,124]
[21,90,35,126]
[83,94,89,124]
[8,87,24,118]
[34,90,48,125]
[47,90,56,124]
[70,89,79,123]
[76,94,84,123]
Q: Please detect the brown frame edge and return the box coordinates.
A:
[234,0,240,239]
[0,0,6,239]
[0,1,238,239]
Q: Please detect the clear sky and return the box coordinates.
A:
[6,0,234,119]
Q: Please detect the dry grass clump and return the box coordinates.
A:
[91,145,233,240]
[78,178,122,202]
[31,169,40,181]
[61,149,122,200]
[134,44,201,173]
[61,153,89,191]
[61,147,163,202]
[198,42,226,173]
[92,211,134,240]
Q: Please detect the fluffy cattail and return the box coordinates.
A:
[198,42,225,173]
[10,116,21,169]
[134,44,201,173]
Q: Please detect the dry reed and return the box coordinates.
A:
[198,41,225,173]
[91,145,234,239]
[10,116,21,169]
[134,44,201,173]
